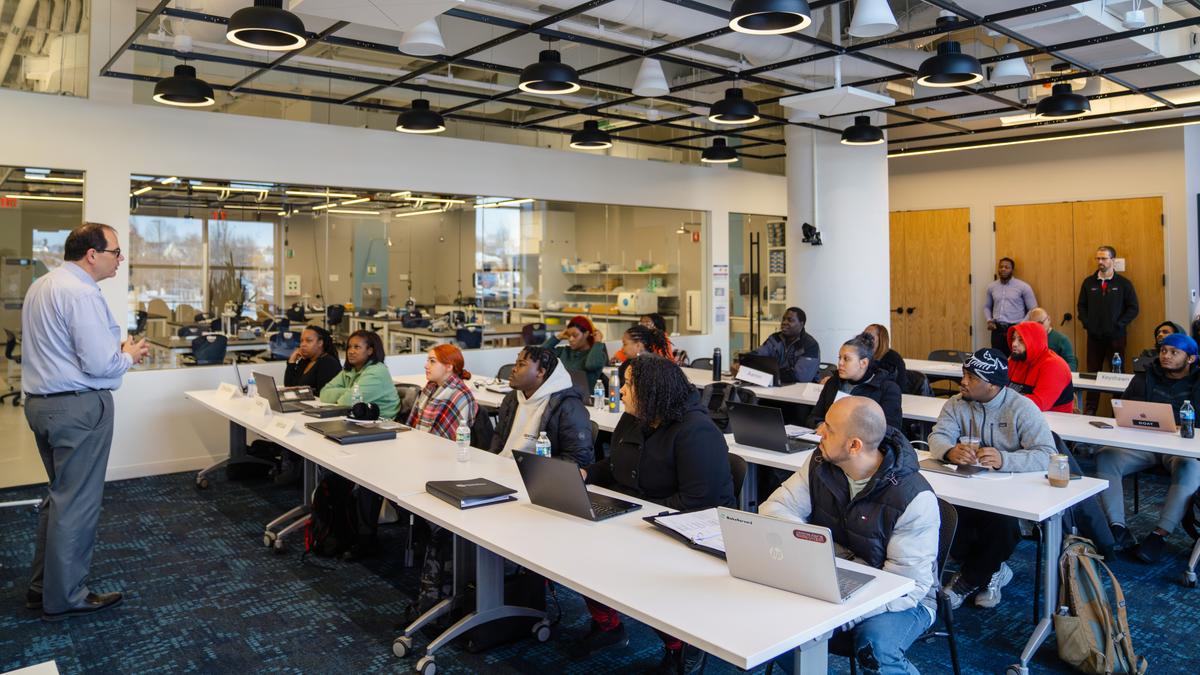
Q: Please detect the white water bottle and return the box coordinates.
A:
[456,419,471,462]
[593,380,605,411]
[535,431,552,457]
[351,383,363,405]
[246,377,257,399]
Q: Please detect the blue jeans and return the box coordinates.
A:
[772,605,932,675]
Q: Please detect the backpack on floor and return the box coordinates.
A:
[1054,535,1147,674]
[305,474,357,558]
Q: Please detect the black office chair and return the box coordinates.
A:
[268,331,300,361]
[193,312,211,323]
[133,310,148,335]
[326,304,345,330]
[568,369,596,403]
[183,334,228,366]
[816,362,837,382]
[590,420,600,443]
[456,327,483,350]
[471,408,495,450]
[394,383,425,422]
[263,317,289,334]
[927,349,970,397]
[1,329,21,407]
[496,363,515,381]
[913,498,962,675]
[286,304,307,323]
[177,325,203,339]
[521,322,547,346]
[729,453,748,504]
[689,357,713,371]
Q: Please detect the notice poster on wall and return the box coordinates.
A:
[713,264,729,324]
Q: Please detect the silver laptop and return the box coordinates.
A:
[253,371,309,413]
[717,507,874,604]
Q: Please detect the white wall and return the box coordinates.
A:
[889,127,1196,348]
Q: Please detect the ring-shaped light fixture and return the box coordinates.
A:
[152,64,216,107]
[708,88,760,125]
[1035,83,1091,119]
[701,138,739,163]
[395,99,446,134]
[729,0,812,35]
[840,116,885,145]
[226,0,307,52]
[518,49,580,95]
[570,120,613,150]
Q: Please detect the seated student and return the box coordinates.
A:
[1027,307,1078,371]
[1007,321,1075,413]
[1094,333,1200,562]
[273,325,342,484]
[616,324,671,387]
[614,313,675,363]
[929,349,1055,610]
[542,315,608,390]
[865,323,906,387]
[489,346,593,466]
[576,355,734,672]
[750,306,820,383]
[762,397,939,675]
[1136,320,1185,369]
[406,344,478,437]
[319,330,400,419]
[808,333,903,431]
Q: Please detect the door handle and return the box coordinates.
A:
[893,306,904,315]
[905,307,915,314]
[1061,312,1072,326]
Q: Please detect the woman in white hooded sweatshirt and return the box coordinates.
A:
[488,346,594,466]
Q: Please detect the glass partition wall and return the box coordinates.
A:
[128,175,707,366]
[729,212,788,355]
[0,164,84,489]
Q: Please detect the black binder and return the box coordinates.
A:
[426,478,517,510]
[644,512,727,560]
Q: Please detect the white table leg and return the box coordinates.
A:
[791,635,829,673]
[1012,512,1062,674]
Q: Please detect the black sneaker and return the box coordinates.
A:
[272,456,302,486]
[25,590,41,610]
[679,644,707,674]
[568,621,627,658]
[1133,532,1167,563]
[1111,523,1137,551]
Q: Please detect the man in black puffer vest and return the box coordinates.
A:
[762,397,939,675]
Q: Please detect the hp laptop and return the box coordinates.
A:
[728,402,816,454]
[253,372,311,413]
[304,419,400,445]
[1112,399,1178,433]
[514,451,642,522]
[717,508,875,604]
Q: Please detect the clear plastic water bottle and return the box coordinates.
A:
[246,377,257,399]
[535,431,552,458]
[351,383,363,405]
[608,380,621,414]
[1111,352,1123,374]
[593,380,605,411]
[456,419,471,462]
[1181,400,1195,439]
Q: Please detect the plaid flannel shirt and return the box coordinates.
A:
[406,373,478,440]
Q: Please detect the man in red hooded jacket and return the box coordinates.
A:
[1008,321,1075,413]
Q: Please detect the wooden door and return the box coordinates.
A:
[890,208,972,357]
[1071,197,1165,366]
[995,202,1076,335]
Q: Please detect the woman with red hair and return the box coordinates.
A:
[407,344,478,439]
[543,315,609,390]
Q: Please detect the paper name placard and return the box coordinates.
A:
[216,383,241,400]
[735,366,773,388]
[1096,372,1132,386]
[249,397,271,417]
[267,417,297,436]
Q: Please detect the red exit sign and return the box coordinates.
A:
[0,197,17,208]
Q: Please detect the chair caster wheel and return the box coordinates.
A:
[393,636,413,658]
[195,477,209,490]
[416,655,436,675]
[1005,666,1026,675]
[1182,572,1197,588]
[263,532,275,548]
[532,620,551,642]
[272,538,286,554]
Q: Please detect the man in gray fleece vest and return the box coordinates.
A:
[928,348,1056,611]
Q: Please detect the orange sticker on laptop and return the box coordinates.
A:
[793,530,826,543]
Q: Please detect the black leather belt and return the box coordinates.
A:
[26,390,103,399]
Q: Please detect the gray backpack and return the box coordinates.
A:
[1054,535,1147,674]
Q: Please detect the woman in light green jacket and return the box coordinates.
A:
[321,330,400,420]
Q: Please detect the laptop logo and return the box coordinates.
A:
[794,530,827,544]
[769,546,784,561]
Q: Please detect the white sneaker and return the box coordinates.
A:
[942,573,977,611]
[974,562,1014,609]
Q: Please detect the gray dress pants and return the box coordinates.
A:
[25,390,115,614]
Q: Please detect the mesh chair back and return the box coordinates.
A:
[178,325,203,339]
[326,304,345,327]
[394,383,424,421]
[286,304,307,323]
[729,453,748,503]
[269,331,300,360]
[690,357,713,370]
[497,363,515,381]
[191,334,228,365]
[456,327,483,349]
[134,310,148,334]
[521,322,547,346]
[928,349,970,363]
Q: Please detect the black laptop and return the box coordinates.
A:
[304,419,401,445]
[728,402,817,454]
[736,354,782,386]
[514,451,642,522]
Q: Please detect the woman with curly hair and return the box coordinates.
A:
[573,355,734,673]
[615,324,671,387]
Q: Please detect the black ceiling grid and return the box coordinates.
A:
[102,1,1200,160]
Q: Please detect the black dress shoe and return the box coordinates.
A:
[25,590,41,610]
[42,591,123,622]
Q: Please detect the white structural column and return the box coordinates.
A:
[784,125,890,358]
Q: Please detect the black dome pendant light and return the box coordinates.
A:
[519,37,580,95]
[729,0,812,35]
[153,64,215,107]
[916,16,983,88]
[570,120,613,150]
[840,116,884,145]
[1035,83,1090,119]
[708,88,760,125]
[395,99,446,134]
[227,0,307,52]
[701,138,738,163]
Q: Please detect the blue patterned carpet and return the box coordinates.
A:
[2,468,1199,674]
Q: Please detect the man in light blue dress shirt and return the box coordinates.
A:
[984,257,1037,356]
[22,222,148,621]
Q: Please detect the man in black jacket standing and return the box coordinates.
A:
[1078,245,1139,414]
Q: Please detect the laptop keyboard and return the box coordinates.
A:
[837,571,868,599]
[589,495,636,520]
